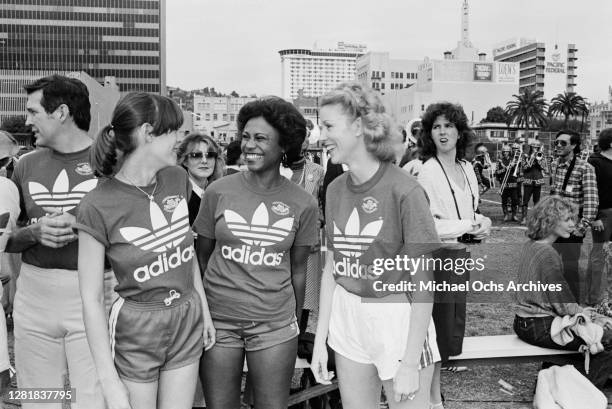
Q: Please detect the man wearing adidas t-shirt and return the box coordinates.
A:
[5,75,105,408]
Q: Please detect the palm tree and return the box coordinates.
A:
[548,91,587,128]
[578,100,590,133]
[505,88,548,139]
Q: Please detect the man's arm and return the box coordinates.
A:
[581,163,599,224]
[6,213,76,252]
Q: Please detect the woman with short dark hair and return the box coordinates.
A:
[193,96,319,409]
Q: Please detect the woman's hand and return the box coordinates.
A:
[393,362,420,402]
[101,378,132,409]
[203,311,216,351]
[471,216,492,240]
[310,340,334,385]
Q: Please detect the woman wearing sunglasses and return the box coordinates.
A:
[177,133,225,226]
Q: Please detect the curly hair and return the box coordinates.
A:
[419,102,474,161]
[176,132,225,183]
[526,196,578,240]
[319,82,402,162]
[236,96,306,168]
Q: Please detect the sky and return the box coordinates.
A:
[166,0,612,103]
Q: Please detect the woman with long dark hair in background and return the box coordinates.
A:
[417,102,491,409]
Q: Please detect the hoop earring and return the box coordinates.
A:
[282,153,288,165]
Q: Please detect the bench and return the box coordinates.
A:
[447,334,581,367]
[285,335,583,406]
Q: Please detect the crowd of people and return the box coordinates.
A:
[0,74,610,409]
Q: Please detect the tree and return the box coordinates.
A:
[230,90,239,98]
[505,88,548,138]
[548,91,587,128]
[0,115,30,134]
[482,106,509,123]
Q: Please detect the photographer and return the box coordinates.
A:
[417,102,491,408]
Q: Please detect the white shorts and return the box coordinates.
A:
[328,285,440,380]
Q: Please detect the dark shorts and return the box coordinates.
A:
[108,291,204,382]
[213,315,299,351]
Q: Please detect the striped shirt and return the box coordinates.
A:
[550,155,598,223]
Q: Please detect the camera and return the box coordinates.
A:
[458,233,481,244]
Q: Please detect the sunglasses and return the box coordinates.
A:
[554,140,569,147]
[188,151,218,160]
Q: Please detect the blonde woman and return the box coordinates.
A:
[311,82,441,409]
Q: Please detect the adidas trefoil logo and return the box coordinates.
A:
[29,169,98,212]
[225,202,294,247]
[120,198,190,253]
[333,208,383,258]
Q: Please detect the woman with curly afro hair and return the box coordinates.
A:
[192,97,319,408]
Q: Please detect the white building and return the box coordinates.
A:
[589,86,612,143]
[279,42,367,100]
[356,52,420,95]
[192,95,256,140]
[384,56,519,128]
[381,1,518,128]
[492,38,578,101]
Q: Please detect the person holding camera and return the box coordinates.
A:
[417,102,491,409]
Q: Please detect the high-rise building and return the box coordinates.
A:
[0,0,166,95]
[356,52,420,95]
[279,42,367,100]
[492,38,577,100]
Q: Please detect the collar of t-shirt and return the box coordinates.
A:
[189,177,204,198]
[49,145,92,161]
[240,172,291,196]
[345,161,388,193]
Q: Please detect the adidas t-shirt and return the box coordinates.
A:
[193,172,319,323]
[76,166,195,303]
[11,147,98,270]
[325,162,441,298]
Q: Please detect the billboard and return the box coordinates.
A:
[496,62,519,83]
[543,44,568,100]
[474,63,493,81]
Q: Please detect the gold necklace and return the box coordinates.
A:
[118,173,157,201]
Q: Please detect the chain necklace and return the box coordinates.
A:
[118,173,157,201]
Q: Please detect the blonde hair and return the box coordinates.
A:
[526,196,578,240]
[319,82,401,162]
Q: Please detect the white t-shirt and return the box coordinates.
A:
[0,177,20,277]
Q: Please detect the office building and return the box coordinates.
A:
[279,42,367,100]
[192,94,256,141]
[0,0,166,95]
[492,38,577,100]
[356,52,420,95]
[386,54,519,128]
